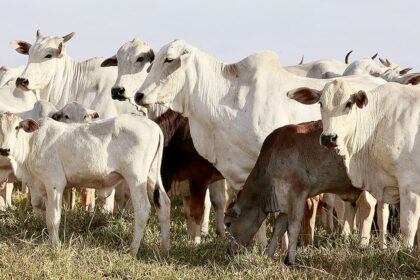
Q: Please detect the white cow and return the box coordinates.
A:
[10,30,139,118]
[135,39,385,190]
[0,65,25,87]
[10,30,143,212]
[343,57,418,84]
[288,80,420,248]
[285,58,347,78]
[0,113,170,256]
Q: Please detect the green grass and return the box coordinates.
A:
[0,193,419,279]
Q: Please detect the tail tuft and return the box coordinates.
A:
[153,186,161,208]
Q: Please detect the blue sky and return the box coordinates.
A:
[1,0,419,70]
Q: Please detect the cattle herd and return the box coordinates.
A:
[0,30,420,266]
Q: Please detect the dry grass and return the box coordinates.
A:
[0,193,419,279]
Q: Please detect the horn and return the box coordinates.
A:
[299,55,304,65]
[399,68,413,75]
[371,53,378,60]
[379,58,387,67]
[345,50,353,64]
[62,32,76,43]
[36,29,43,39]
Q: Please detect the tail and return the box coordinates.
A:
[345,50,353,64]
[150,128,165,208]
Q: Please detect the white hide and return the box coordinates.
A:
[137,39,385,189]
[285,58,346,78]
[0,113,170,256]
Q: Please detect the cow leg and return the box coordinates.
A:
[341,201,356,236]
[188,180,207,244]
[82,188,96,212]
[282,233,289,251]
[151,176,171,256]
[285,196,306,265]
[45,183,65,247]
[209,179,228,237]
[377,201,389,249]
[5,182,14,209]
[300,196,319,246]
[267,213,287,257]
[322,193,335,233]
[201,189,211,236]
[114,182,128,212]
[0,182,8,211]
[127,179,150,257]
[62,187,76,210]
[399,189,420,248]
[255,220,268,248]
[356,191,376,247]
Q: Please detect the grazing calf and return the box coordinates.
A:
[0,113,170,256]
[224,121,362,265]
[154,110,223,242]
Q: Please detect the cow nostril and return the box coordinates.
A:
[16,78,29,87]
[135,92,145,104]
[331,135,338,141]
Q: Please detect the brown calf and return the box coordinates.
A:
[224,121,362,265]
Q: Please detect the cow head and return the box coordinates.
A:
[50,102,99,123]
[101,39,154,101]
[135,39,194,111]
[0,113,38,158]
[224,190,267,253]
[377,58,420,84]
[288,80,366,150]
[10,30,75,92]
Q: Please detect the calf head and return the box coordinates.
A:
[51,102,99,123]
[101,39,154,101]
[10,30,75,92]
[0,113,38,157]
[224,189,267,253]
[288,80,367,150]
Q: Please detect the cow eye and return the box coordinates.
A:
[164,58,174,63]
[136,57,144,63]
[44,54,53,59]
[345,101,353,109]
[65,115,69,119]
[83,115,87,119]
[15,126,19,130]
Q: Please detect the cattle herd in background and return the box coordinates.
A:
[0,30,419,266]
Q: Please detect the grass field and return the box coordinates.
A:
[0,193,419,279]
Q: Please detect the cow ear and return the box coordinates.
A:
[147,49,155,63]
[50,111,62,121]
[56,42,64,58]
[287,87,321,104]
[86,109,99,120]
[399,73,420,85]
[352,90,368,109]
[10,40,31,55]
[19,119,39,133]
[399,68,413,75]
[101,56,118,67]
[62,32,75,43]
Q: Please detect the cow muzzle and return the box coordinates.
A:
[320,134,338,148]
[0,148,11,157]
[111,87,128,101]
[134,92,145,105]
[16,77,29,91]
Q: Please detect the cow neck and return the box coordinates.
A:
[10,131,33,178]
[43,55,96,109]
[343,91,385,192]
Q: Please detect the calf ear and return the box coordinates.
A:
[10,40,31,55]
[19,119,39,133]
[352,90,368,109]
[101,56,118,67]
[87,109,99,120]
[287,87,321,104]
